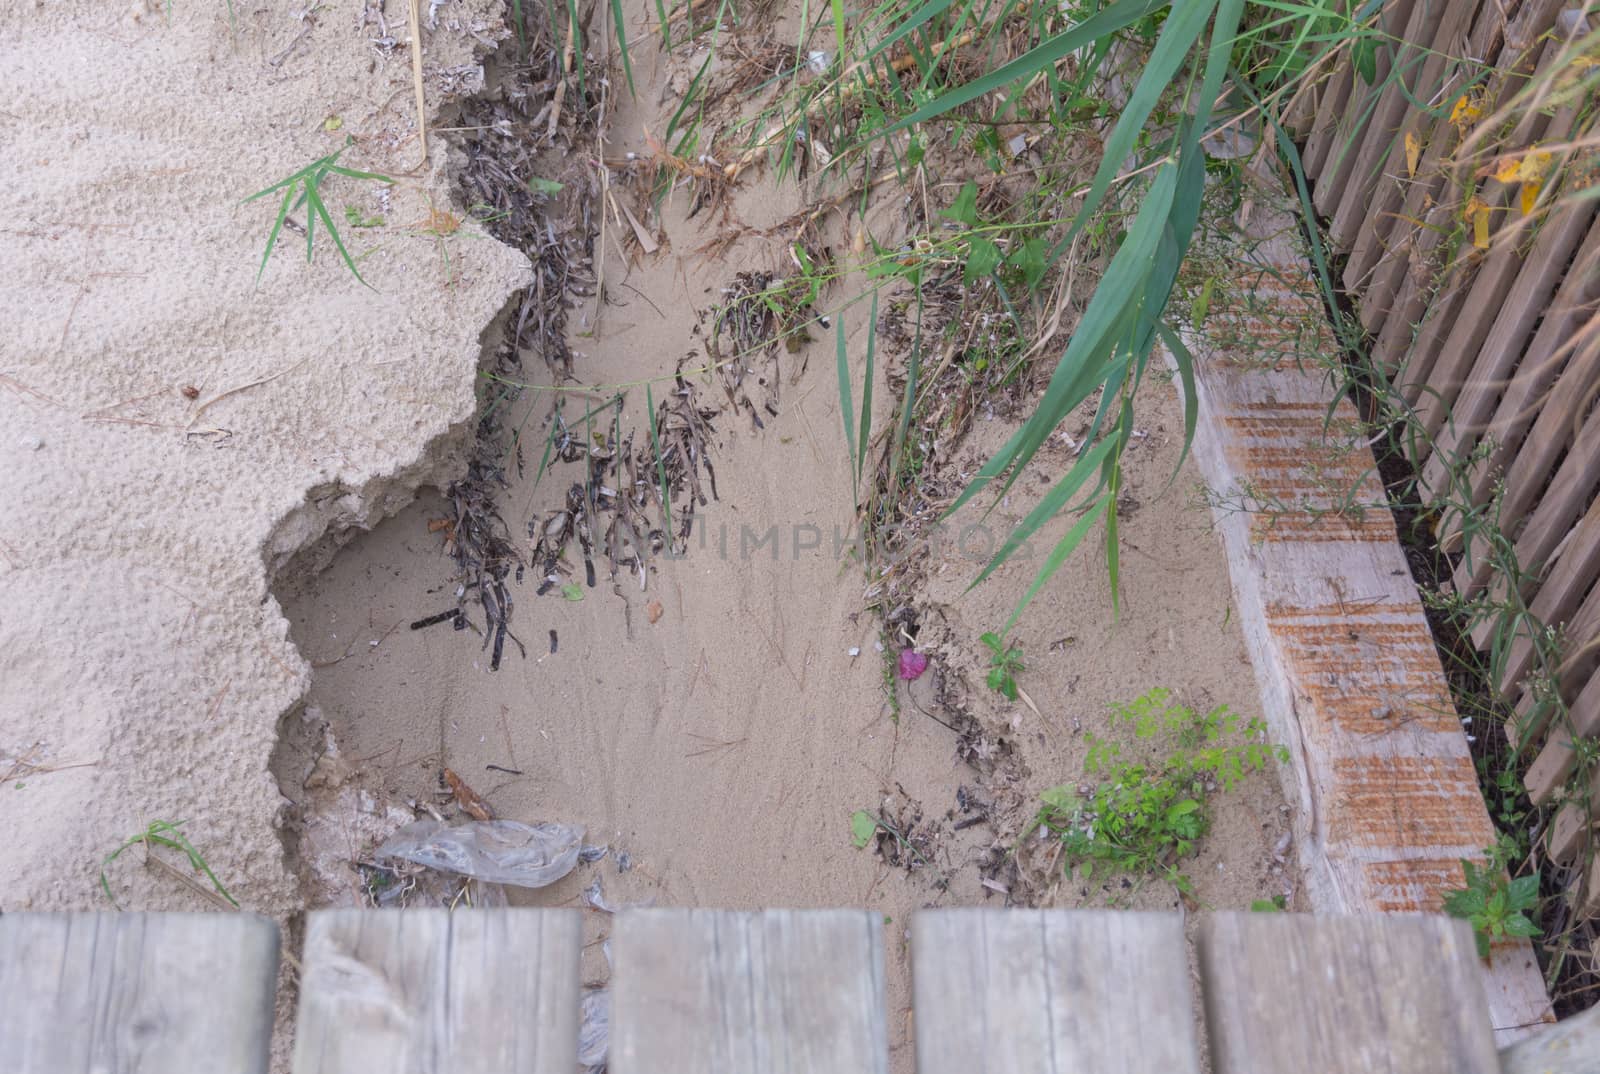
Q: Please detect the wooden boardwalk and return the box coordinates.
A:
[3,908,1589,1073]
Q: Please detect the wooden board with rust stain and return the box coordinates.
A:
[1171,182,1552,1044]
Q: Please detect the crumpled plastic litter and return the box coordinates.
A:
[579,843,610,864]
[375,819,584,889]
[585,877,621,914]
[579,988,610,1071]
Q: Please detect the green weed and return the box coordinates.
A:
[100,820,238,910]
[243,139,392,287]
[1443,841,1542,959]
[980,631,1024,701]
[1030,689,1286,890]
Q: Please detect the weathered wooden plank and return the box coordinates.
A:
[0,912,278,1074]
[1498,409,1600,669]
[1460,332,1600,607]
[1303,55,1355,180]
[1422,199,1600,497]
[1501,1001,1600,1074]
[292,909,581,1074]
[1546,756,1600,860]
[910,910,1200,1074]
[1368,4,1565,365]
[1172,177,1551,1041]
[1199,914,1499,1074]
[1526,671,1600,804]
[1330,0,1458,258]
[1451,212,1600,531]
[611,909,888,1074]
[1411,100,1587,458]
[1314,0,1418,221]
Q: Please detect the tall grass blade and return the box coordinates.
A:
[878,0,1167,139]
[609,0,636,95]
[857,290,878,488]
[647,383,672,537]
[836,316,858,499]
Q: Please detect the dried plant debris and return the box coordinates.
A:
[706,248,831,429]
[529,380,720,590]
[417,0,603,669]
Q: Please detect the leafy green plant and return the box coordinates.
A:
[100,820,238,909]
[244,140,392,287]
[1031,689,1285,889]
[980,631,1024,700]
[1443,845,1542,958]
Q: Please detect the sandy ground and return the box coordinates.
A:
[4,0,1294,1065]
[0,0,527,913]
[273,5,1295,1065]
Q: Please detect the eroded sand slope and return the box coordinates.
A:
[0,0,528,912]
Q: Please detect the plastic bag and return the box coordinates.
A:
[579,988,609,1070]
[375,819,584,889]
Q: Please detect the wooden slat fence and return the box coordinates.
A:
[1297,0,1600,911]
[6,908,1596,1074]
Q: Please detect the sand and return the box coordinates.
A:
[4,0,1293,1066]
[1,0,528,914]
[272,6,1295,1065]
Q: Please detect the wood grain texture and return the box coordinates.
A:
[611,909,888,1074]
[1199,914,1498,1074]
[292,909,581,1074]
[0,912,278,1074]
[1501,1001,1600,1074]
[910,910,1200,1074]
[1170,175,1552,1041]
[1365,2,1564,360]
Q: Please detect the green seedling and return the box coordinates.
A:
[1444,853,1542,958]
[980,631,1024,701]
[244,139,393,287]
[100,820,238,909]
[1029,689,1285,892]
[343,205,385,228]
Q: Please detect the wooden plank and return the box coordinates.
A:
[1494,495,1600,682]
[1411,99,1587,458]
[910,910,1201,1074]
[1526,670,1600,803]
[1330,0,1456,257]
[1452,213,1600,528]
[1546,755,1600,860]
[610,909,888,1074]
[1170,176,1551,1041]
[1303,57,1355,181]
[1421,198,1600,496]
[1199,913,1500,1074]
[1501,999,1600,1074]
[1314,0,1418,221]
[1505,575,1600,748]
[1343,0,1480,289]
[1366,3,1565,360]
[292,909,581,1074]
[0,912,278,1074]
[1459,332,1600,606]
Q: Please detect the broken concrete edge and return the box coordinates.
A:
[1168,187,1553,1043]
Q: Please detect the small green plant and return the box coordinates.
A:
[1250,894,1287,912]
[1443,843,1542,958]
[1030,689,1286,890]
[980,631,1024,700]
[100,820,238,909]
[244,139,392,287]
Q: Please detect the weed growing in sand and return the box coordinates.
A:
[1444,840,1543,958]
[980,631,1024,701]
[244,139,393,287]
[1030,689,1284,892]
[99,820,238,909]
